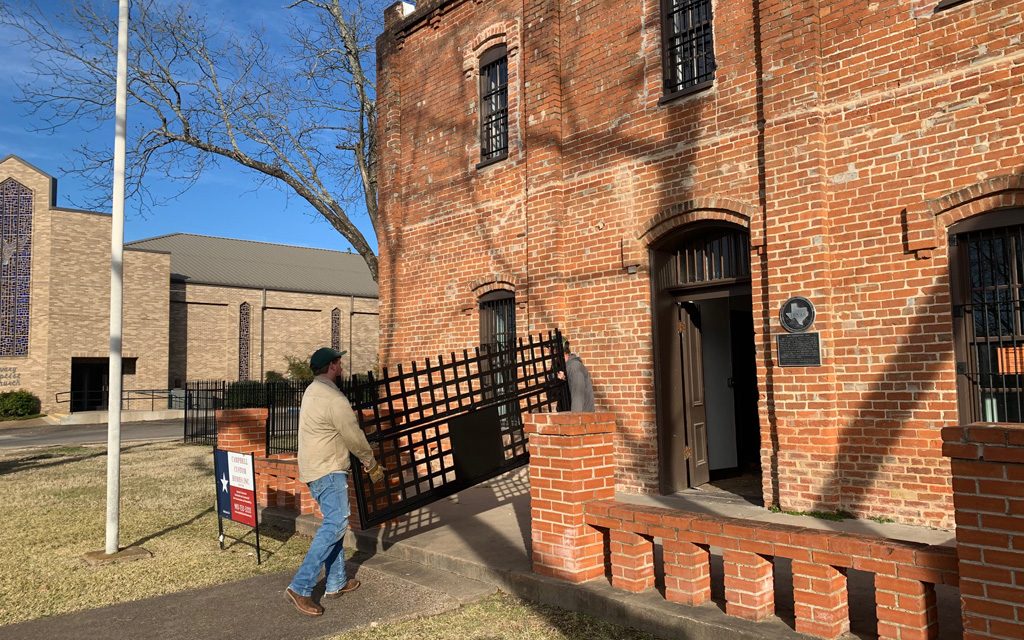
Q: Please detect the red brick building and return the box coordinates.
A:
[374,0,1024,528]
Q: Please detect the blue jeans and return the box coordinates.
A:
[288,471,350,596]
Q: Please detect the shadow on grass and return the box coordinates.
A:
[217,521,299,563]
[0,442,158,476]
[126,506,217,548]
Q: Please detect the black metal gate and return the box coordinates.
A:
[348,330,567,528]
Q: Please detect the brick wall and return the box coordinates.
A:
[526,411,960,640]
[169,283,378,386]
[0,156,171,414]
[376,0,1024,527]
[943,424,1024,640]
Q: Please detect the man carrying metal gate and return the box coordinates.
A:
[285,347,385,617]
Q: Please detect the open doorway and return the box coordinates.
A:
[69,357,136,412]
[651,223,761,503]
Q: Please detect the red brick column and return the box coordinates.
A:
[943,424,1024,640]
[793,561,850,639]
[525,412,616,583]
[724,550,775,621]
[663,540,711,605]
[216,408,267,456]
[875,575,938,640]
[609,528,654,592]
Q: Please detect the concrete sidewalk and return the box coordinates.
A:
[0,555,495,640]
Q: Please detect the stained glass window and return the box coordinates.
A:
[239,302,251,380]
[331,308,341,351]
[0,179,32,357]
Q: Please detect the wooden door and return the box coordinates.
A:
[679,302,710,486]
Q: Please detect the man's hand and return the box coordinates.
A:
[556,371,565,381]
[367,462,385,484]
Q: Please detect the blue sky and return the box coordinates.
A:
[0,0,380,254]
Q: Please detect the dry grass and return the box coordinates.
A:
[331,591,655,640]
[0,442,654,640]
[0,441,309,625]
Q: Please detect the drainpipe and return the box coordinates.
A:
[260,288,266,380]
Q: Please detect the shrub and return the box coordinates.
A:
[223,380,266,409]
[284,355,314,382]
[0,389,42,418]
[264,370,286,383]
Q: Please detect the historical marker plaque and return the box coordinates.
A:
[780,296,816,333]
[777,332,821,367]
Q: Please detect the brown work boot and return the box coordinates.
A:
[285,587,324,616]
[325,579,360,598]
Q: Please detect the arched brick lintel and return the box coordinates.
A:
[462,22,520,78]
[906,174,1024,258]
[640,198,756,248]
[470,276,518,298]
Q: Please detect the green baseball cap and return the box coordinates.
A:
[310,347,346,371]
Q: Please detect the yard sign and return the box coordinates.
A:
[214,449,261,563]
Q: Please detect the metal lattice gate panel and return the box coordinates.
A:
[349,330,567,528]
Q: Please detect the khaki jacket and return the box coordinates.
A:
[297,375,376,484]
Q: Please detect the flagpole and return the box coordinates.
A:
[105,0,130,556]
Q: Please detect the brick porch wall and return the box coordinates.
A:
[943,424,1024,640]
[526,412,959,640]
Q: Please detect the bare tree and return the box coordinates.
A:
[2,0,384,280]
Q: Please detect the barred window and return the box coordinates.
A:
[661,0,716,99]
[479,45,508,165]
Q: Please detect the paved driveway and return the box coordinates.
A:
[0,419,182,449]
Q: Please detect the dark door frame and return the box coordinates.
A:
[649,222,755,493]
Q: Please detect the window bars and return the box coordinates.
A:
[479,46,509,163]
[675,227,750,286]
[661,0,716,97]
[953,224,1024,423]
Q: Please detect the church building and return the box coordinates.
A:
[0,155,378,416]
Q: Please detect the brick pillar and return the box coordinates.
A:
[943,424,1024,640]
[755,0,840,512]
[663,540,711,605]
[792,561,850,639]
[216,408,267,456]
[609,529,655,592]
[525,412,616,582]
[874,575,938,640]
[724,550,775,621]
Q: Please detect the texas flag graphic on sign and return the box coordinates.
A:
[214,449,257,528]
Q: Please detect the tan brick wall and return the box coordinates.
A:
[0,157,53,411]
[376,0,1024,527]
[170,283,378,383]
[0,156,171,414]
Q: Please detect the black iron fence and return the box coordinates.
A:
[184,329,568,528]
[183,377,375,449]
[54,388,181,413]
[348,329,567,528]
